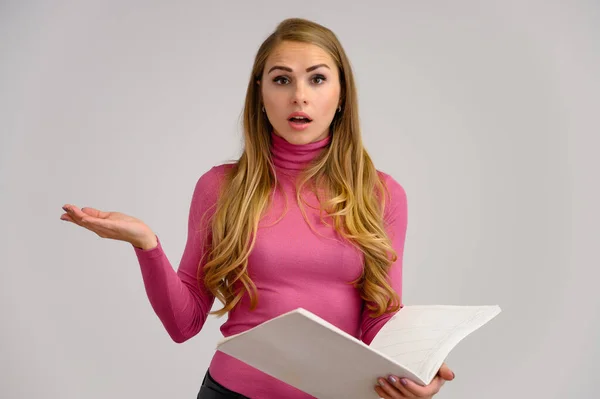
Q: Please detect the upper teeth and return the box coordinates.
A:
[292,116,307,120]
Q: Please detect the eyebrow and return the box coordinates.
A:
[267,63,330,74]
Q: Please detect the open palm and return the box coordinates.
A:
[60,204,155,248]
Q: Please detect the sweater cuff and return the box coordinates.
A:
[132,235,164,260]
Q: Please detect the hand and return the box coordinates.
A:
[374,363,455,398]
[60,204,157,249]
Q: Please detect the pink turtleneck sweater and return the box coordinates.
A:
[133,131,407,398]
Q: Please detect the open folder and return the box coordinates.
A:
[216,305,501,399]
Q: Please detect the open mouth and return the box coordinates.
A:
[288,116,312,124]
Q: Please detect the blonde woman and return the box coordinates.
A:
[61,18,454,399]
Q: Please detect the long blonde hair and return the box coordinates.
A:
[200,18,400,318]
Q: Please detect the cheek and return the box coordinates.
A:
[322,85,340,105]
[263,88,286,109]
[319,90,340,115]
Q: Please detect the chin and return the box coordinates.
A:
[275,127,328,145]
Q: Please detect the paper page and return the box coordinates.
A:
[369,305,501,385]
[216,308,422,399]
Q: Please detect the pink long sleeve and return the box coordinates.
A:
[360,174,408,345]
[129,131,408,398]
[132,165,229,343]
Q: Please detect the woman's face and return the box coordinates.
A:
[259,41,341,145]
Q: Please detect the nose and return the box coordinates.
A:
[291,81,308,106]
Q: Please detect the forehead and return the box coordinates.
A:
[265,41,335,70]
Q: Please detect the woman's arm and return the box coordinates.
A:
[360,173,408,345]
[133,166,227,343]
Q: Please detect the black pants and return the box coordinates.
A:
[197,370,250,399]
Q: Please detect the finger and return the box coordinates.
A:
[438,363,455,381]
[85,216,118,231]
[374,384,398,399]
[80,206,111,219]
[401,375,444,397]
[62,205,114,237]
[63,205,107,229]
[60,213,74,223]
[62,205,86,225]
[376,377,406,398]
[384,376,415,398]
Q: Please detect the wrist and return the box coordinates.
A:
[134,234,158,250]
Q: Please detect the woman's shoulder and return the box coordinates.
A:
[375,169,408,220]
[191,162,236,204]
[196,162,236,185]
[376,169,407,200]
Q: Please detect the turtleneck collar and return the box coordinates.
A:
[270,130,331,171]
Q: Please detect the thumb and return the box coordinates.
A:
[438,363,455,381]
[81,207,110,219]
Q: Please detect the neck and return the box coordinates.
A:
[270,131,331,171]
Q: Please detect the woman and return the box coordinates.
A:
[60,18,454,399]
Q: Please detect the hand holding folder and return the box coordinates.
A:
[216,305,501,399]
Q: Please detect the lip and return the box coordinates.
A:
[288,119,311,131]
[287,111,312,121]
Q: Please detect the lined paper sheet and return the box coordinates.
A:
[370,305,501,384]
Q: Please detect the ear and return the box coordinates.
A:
[256,79,261,86]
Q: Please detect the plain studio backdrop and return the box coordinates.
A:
[1,1,598,398]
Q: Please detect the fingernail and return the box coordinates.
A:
[400,378,408,386]
[452,371,456,379]
[387,375,397,383]
[378,378,385,387]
